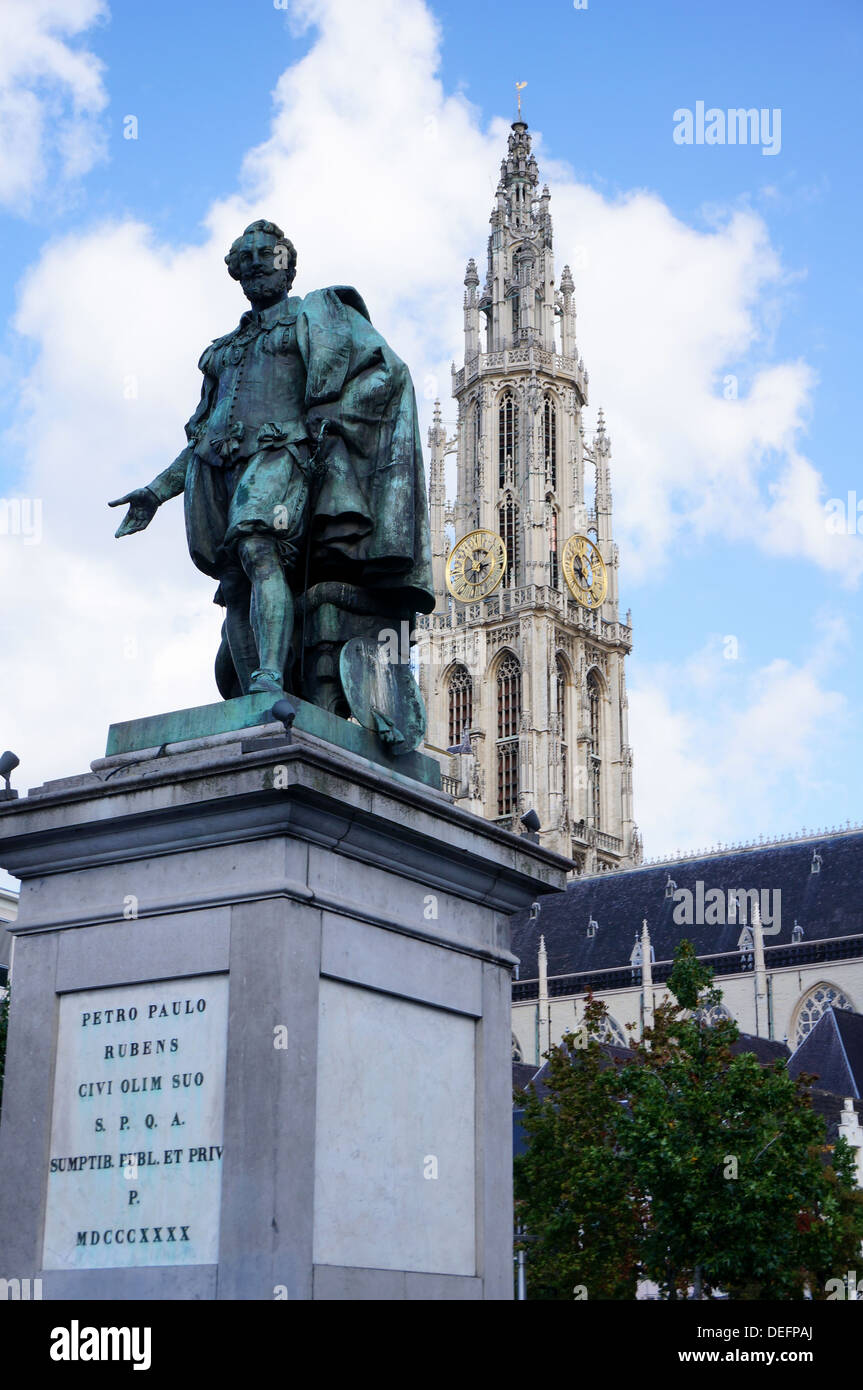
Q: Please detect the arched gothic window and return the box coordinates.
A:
[543,393,557,490]
[630,936,656,983]
[465,400,477,488]
[548,506,559,589]
[497,653,521,817]
[498,390,518,487]
[498,654,521,739]
[694,1003,733,1027]
[794,983,854,1047]
[447,665,473,748]
[556,656,568,741]
[587,670,602,828]
[499,494,520,589]
[556,655,568,808]
[586,1015,626,1047]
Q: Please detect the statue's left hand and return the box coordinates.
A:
[109,488,160,537]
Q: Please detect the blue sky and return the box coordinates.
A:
[0,0,861,875]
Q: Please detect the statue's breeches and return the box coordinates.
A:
[184,445,309,579]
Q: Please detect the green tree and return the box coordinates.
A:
[619,941,863,1298]
[514,994,642,1299]
[515,941,863,1299]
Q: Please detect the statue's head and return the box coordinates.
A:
[225,219,297,309]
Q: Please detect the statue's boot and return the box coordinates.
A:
[249,667,285,696]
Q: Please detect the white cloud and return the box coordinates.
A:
[0,0,108,211]
[630,623,850,857]
[0,0,858,864]
[540,178,861,584]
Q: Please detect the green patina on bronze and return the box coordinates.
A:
[110,219,434,777]
[105,696,441,790]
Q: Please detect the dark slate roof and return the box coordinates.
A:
[808,1091,863,1145]
[788,1008,863,1099]
[512,829,863,992]
[834,1009,863,1092]
[731,1034,790,1066]
[512,1061,540,1092]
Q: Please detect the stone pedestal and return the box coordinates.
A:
[0,714,568,1299]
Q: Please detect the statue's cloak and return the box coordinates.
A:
[181,285,434,617]
[299,286,434,615]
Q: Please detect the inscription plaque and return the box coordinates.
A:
[42,974,228,1270]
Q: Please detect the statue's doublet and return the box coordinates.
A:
[193,295,307,469]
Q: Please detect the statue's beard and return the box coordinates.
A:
[242,273,285,304]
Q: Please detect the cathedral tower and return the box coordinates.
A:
[418,118,641,873]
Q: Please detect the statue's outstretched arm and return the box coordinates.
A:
[144,450,190,503]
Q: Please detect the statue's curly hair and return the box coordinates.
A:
[225,220,297,289]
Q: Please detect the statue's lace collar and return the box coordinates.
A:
[238,295,302,331]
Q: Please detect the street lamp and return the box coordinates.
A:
[0,750,19,802]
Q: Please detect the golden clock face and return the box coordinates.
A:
[562,534,607,609]
[446,529,507,602]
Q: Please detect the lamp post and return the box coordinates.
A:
[0,751,19,802]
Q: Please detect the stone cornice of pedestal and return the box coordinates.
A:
[103,691,442,790]
[0,726,571,927]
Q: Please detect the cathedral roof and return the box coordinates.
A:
[512,828,863,989]
[807,1091,863,1145]
[788,1007,863,1099]
[512,1060,542,1092]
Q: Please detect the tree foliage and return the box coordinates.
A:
[514,940,863,1299]
[515,995,642,1299]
